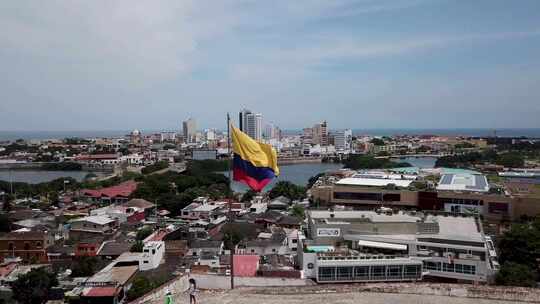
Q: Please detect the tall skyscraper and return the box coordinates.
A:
[238,109,263,141]
[239,108,251,133]
[182,117,197,143]
[312,121,328,146]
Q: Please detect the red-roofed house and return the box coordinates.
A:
[81,286,123,304]
[81,181,138,204]
[233,254,259,277]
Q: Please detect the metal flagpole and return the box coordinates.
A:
[227,113,234,289]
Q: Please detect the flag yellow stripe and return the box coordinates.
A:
[231,125,279,175]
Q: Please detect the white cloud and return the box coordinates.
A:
[0,0,539,130]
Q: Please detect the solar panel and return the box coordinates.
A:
[465,175,487,190]
[440,174,453,185]
[475,175,487,189]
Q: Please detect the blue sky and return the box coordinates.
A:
[1,0,539,131]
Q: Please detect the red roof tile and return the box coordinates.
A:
[233,254,259,277]
[82,181,138,199]
[84,287,120,297]
[147,229,168,241]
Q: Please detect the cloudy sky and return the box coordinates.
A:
[1,0,540,131]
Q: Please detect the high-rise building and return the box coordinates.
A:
[239,108,251,133]
[264,122,281,140]
[302,128,313,145]
[238,109,262,141]
[182,117,197,143]
[312,121,328,146]
[334,129,352,151]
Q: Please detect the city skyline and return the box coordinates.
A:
[1,1,540,131]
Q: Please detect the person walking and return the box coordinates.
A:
[165,288,174,304]
[188,278,198,304]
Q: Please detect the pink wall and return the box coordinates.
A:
[233,255,259,277]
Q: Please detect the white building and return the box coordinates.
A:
[249,202,268,214]
[160,132,177,142]
[140,241,165,271]
[205,129,216,141]
[300,210,498,283]
[120,153,144,166]
[69,215,118,235]
[264,123,280,140]
[334,129,353,151]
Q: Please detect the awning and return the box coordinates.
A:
[357,240,407,251]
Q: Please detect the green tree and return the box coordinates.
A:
[241,189,257,202]
[12,268,59,304]
[497,221,540,268]
[141,161,169,175]
[307,173,325,189]
[370,138,385,146]
[126,276,153,301]
[70,256,100,277]
[268,181,306,201]
[130,240,144,252]
[495,262,537,287]
[496,152,525,168]
[290,205,305,219]
[136,227,154,240]
[223,230,243,251]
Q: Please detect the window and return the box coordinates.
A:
[462,264,476,275]
[152,249,156,255]
[354,266,369,279]
[424,261,441,271]
[272,248,276,253]
[318,267,336,281]
[336,267,352,281]
[8,243,14,251]
[404,265,421,278]
[387,265,402,278]
[333,192,381,201]
[307,263,314,269]
[371,266,386,278]
[292,239,298,244]
[292,247,297,251]
[24,243,30,250]
[35,241,42,248]
[251,249,255,253]
[443,263,455,272]
[143,261,149,264]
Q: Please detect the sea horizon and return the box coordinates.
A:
[1,127,540,141]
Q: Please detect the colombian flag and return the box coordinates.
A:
[231,125,279,192]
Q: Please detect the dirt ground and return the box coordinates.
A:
[179,289,520,304]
